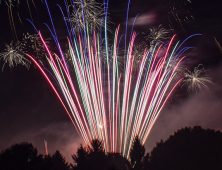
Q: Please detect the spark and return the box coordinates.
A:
[132,41,148,72]
[214,37,222,55]
[144,25,172,51]
[183,65,213,92]
[98,124,103,129]
[0,41,30,71]
[0,0,19,6]
[168,0,195,35]
[21,32,50,66]
[68,0,108,33]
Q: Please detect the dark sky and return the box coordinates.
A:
[1,0,222,163]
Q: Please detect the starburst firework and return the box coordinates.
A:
[132,41,148,72]
[21,32,50,66]
[145,25,172,51]
[183,65,213,92]
[69,0,108,33]
[0,41,30,70]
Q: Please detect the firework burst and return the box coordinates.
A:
[183,65,213,92]
[0,41,30,70]
[26,28,189,159]
[1,0,205,160]
[68,0,108,34]
[145,25,172,51]
[132,41,148,72]
[21,32,50,66]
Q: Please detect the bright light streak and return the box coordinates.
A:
[23,0,198,159]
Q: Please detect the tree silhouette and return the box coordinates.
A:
[87,139,107,170]
[88,139,105,154]
[72,139,133,170]
[72,139,107,170]
[130,136,145,170]
[71,144,88,170]
[0,142,70,170]
[149,126,222,170]
[51,150,70,170]
[41,154,53,170]
[0,142,41,170]
[107,153,132,170]
[141,153,150,170]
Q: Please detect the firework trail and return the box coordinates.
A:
[0,0,19,6]
[168,0,195,35]
[44,139,48,156]
[21,32,51,66]
[20,0,198,158]
[214,37,222,55]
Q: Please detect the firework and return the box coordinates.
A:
[1,0,37,43]
[214,37,222,55]
[168,0,195,34]
[0,0,19,6]
[21,32,50,66]
[144,25,172,51]
[26,30,188,159]
[183,65,213,92]
[0,40,30,70]
[132,41,148,72]
[68,0,108,34]
[3,0,201,159]
[44,139,48,156]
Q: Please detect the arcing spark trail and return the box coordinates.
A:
[23,0,197,158]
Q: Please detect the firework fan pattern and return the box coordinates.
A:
[1,0,208,158]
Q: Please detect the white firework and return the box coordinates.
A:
[69,0,108,33]
[0,41,30,71]
[21,32,50,66]
[145,25,172,51]
[183,65,213,92]
[132,41,148,72]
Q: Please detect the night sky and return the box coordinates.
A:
[1,0,222,163]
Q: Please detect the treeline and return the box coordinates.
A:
[1,126,222,170]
